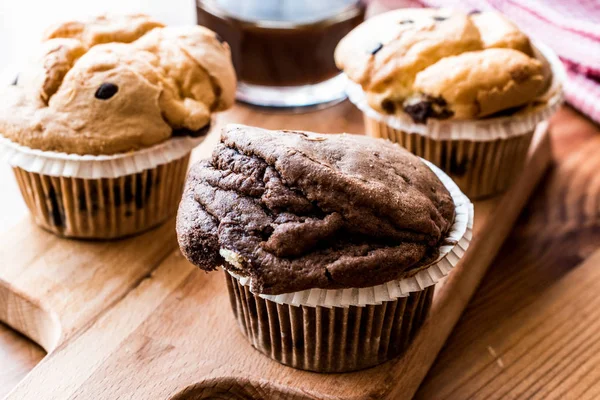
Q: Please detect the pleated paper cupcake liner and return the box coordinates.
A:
[0,134,204,179]
[0,132,205,238]
[365,118,538,199]
[226,272,434,373]
[13,154,190,239]
[227,159,473,308]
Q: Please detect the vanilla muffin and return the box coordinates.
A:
[471,11,533,55]
[3,15,234,154]
[336,9,563,198]
[0,14,236,238]
[335,9,544,121]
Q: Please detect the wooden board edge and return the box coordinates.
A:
[0,277,61,352]
[0,219,180,353]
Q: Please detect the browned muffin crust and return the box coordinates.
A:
[0,15,236,155]
[177,125,455,294]
[334,9,545,122]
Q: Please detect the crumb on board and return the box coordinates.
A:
[487,345,505,369]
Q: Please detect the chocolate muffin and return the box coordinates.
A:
[177,124,455,295]
[177,124,471,372]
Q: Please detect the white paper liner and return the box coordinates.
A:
[346,42,565,142]
[226,159,474,308]
[0,134,205,179]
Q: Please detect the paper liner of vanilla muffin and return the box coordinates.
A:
[0,134,205,179]
[0,128,206,238]
[13,154,191,238]
[226,159,474,308]
[346,42,565,142]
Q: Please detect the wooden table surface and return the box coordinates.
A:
[0,103,598,399]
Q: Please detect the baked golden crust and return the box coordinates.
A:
[134,26,236,113]
[1,15,236,155]
[335,9,482,100]
[413,48,544,119]
[335,8,543,121]
[43,14,165,47]
[471,12,533,55]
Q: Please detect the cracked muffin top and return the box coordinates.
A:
[334,8,547,122]
[0,14,236,155]
[177,124,455,295]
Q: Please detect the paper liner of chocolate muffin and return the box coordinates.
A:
[0,134,204,239]
[346,42,565,199]
[224,161,474,372]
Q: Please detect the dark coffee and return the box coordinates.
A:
[197,0,365,87]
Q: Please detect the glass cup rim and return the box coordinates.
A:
[196,0,364,29]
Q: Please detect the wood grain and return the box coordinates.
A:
[0,104,551,399]
[424,248,600,400]
[0,218,179,351]
[0,323,44,399]
[0,0,596,397]
[415,106,600,399]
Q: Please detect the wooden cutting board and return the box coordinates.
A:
[0,106,552,400]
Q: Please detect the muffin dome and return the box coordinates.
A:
[0,14,236,155]
[335,9,545,122]
[177,124,455,294]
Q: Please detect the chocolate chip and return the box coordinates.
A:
[11,75,18,86]
[77,182,100,212]
[449,145,470,177]
[510,68,530,83]
[468,10,481,15]
[381,99,396,114]
[403,96,454,123]
[124,175,134,205]
[436,109,454,119]
[403,102,430,123]
[95,83,118,100]
[46,185,64,227]
[113,183,122,207]
[172,123,211,138]
[399,19,414,24]
[433,16,448,21]
[144,169,154,205]
[368,43,383,55]
[430,96,448,106]
[135,173,145,209]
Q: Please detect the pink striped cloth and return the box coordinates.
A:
[375,0,600,123]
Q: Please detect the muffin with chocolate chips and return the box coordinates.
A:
[0,14,236,238]
[177,124,473,372]
[335,8,564,198]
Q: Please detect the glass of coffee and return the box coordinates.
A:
[197,0,366,110]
